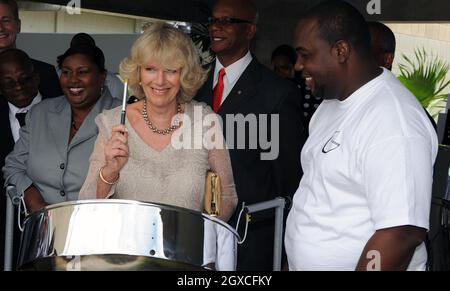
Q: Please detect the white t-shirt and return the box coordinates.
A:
[285,68,438,271]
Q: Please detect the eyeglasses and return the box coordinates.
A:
[206,16,254,26]
[0,75,35,90]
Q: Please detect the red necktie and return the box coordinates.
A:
[213,68,226,113]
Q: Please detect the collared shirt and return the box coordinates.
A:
[8,92,42,142]
[213,51,253,105]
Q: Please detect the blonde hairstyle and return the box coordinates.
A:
[120,22,208,102]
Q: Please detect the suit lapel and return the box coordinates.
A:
[47,98,71,158]
[218,59,261,114]
[197,71,214,107]
[197,59,263,114]
[1,92,53,155]
[0,98,15,154]
[68,91,114,150]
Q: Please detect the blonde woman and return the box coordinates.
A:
[79,22,237,222]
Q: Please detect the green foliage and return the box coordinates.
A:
[190,22,214,65]
[397,48,450,118]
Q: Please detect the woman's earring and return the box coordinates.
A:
[139,81,142,86]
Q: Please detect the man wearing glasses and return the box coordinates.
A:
[0,48,49,269]
[196,0,306,270]
[0,0,62,98]
[0,0,60,270]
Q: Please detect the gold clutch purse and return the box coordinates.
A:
[204,170,221,217]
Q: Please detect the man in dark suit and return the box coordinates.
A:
[367,21,396,71]
[0,0,62,98]
[195,0,306,270]
[0,48,50,269]
[270,44,321,135]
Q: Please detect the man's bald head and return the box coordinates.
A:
[213,0,258,23]
[209,0,258,66]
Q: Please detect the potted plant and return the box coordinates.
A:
[190,22,214,66]
[397,48,450,120]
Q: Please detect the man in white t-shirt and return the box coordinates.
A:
[367,21,437,130]
[284,1,438,271]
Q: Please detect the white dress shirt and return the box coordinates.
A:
[213,51,253,105]
[8,92,42,142]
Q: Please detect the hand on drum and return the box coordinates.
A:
[104,124,129,176]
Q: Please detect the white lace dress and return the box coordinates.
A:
[79,100,237,221]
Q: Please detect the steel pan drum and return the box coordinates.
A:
[18,199,239,271]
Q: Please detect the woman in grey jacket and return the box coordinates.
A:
[3,44,120,213]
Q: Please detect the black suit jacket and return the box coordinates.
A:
[0,99,15,173]
[195,58,306,270]
[31,59,63,98]
[0,97,20,270]
[0,93,53,269]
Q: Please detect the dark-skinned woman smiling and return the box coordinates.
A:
[3,44,120,213]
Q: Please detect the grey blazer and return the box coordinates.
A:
[3,90,121,204]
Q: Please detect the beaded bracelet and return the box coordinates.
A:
[99,166,120,185]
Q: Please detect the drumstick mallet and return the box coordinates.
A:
[120,79,128,125]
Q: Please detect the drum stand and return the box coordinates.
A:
[4,190,287,271]
[3,185,22,271]
[242,197,286,271]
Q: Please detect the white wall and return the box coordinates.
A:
[17,8,150,73]
[17,7,450,82]
[386,23,450,81]
[19,9,147,34]
[16,33,139,74]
